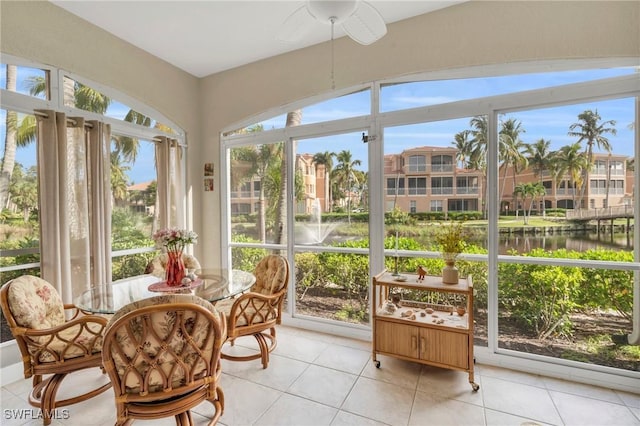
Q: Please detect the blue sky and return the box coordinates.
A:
[2,65,637,183]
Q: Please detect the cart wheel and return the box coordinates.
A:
[471,382,480,392]
[375,360,381,368]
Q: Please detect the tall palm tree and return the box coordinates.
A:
[312,151,335,212]
[468,115,488,218]
[555,142,588,209]
[568,109,617,208]
[499,118,527,212]
[525,138,552,216]
[332,150,362,224]
[452,130,472,168]
[1,65,18,210]
[231,140,277,243]
[275,110,302,245]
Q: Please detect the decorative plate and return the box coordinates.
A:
[148,278,203,293]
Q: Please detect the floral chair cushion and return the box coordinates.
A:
[250,255,287,295]
[144,253,201,278]
[105,294,220,394]
[215,255,287,327]
[6,275,104,362]
[7,275,65,329]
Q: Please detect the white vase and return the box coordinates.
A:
[442,255,459,284]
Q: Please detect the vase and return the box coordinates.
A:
[442,253,459,284]
[165,250,186,287]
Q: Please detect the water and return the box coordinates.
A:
[295,199,341,245]
[473,230,634,255]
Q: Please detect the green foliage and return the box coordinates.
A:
[499,248,583,339]
[385,207,415,226]
[231,235,268,271]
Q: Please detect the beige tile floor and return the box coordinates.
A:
[1,325,639,426]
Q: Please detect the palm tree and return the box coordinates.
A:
[555,142,588,209]
[468,115,488,218]
[231,141,278,243]
[452,130,472,168]
[275,110,302,245]
[525,138,552,216]
[568,109,617,208]
[332,150,362,224]
[499,118,527,212]
[110,151,131,206]
[1,64,18,210]
[312,151,335,212]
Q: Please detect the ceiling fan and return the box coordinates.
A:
[277,0,388,46]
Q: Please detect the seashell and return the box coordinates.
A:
[181,277,192,285]
[409,314,416,320]
[401,310,414,317]
[425,308,434,314]
[187,272,198,280]
[420,311,426,317]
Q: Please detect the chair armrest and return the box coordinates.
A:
[227,288,287,329]
[23,314,108,337]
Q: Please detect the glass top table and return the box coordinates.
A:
[74,269,256,314]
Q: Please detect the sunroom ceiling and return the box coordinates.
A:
[50,1,464,78]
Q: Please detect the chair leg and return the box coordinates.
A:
[28,372,111,426]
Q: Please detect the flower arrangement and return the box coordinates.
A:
[435,222,466,260]
[152,228,198,252]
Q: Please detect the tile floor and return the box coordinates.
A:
[1,325,639,426]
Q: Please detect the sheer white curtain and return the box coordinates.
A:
[36,110,112,303]
[155,136,185,230]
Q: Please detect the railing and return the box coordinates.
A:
[566,205,635,220]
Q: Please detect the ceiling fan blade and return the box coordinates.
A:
[342,1,387,45]
[276,5,316,43]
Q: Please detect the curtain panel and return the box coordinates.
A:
[155,137,185,231]
[36,110,112,302]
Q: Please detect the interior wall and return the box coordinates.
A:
[199,0,639,268]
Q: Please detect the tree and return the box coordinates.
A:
[332,150,362,224]
[555,142,588,209]
[8,164,38,222]
[275,110,302,245]
[110,151,131,206]
[0,64,18,210]
[232,142,278,243]
[568,109,616,208]
[468,115,489,218]
[312,151,335,212]
[525,138,552,216]
[452,130,472,168]
[499,118,527,212]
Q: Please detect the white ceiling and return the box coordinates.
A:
[51,1,463,78]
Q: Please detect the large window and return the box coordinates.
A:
[223,64,639,383]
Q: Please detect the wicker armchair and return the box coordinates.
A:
[0,275,110,426]
[215,254,289,369]
[144,253,201,278]
[102,294,227,425]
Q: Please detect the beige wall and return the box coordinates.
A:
[2,1,639,269]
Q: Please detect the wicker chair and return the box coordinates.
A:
[144,253,201,278]
[214,254,289,369]
[0,275,110,426]
[102,294,227,426]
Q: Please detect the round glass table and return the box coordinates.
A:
[74,269,256,314]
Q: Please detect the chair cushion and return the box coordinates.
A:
[106,294,219,394]
[251,255,287,295]
[34,323,104,363]
[7,276,65,329]
[145,253,201,278]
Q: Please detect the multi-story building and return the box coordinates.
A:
[383,146,483,214]
[500,153,633,213]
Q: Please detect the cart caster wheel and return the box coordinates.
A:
[471,383,480,392]
[374,360,381,368]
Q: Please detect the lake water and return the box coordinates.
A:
[472,230,634,255]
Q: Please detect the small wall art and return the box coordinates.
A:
[204,178,214,192]
[204,162,214,176]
